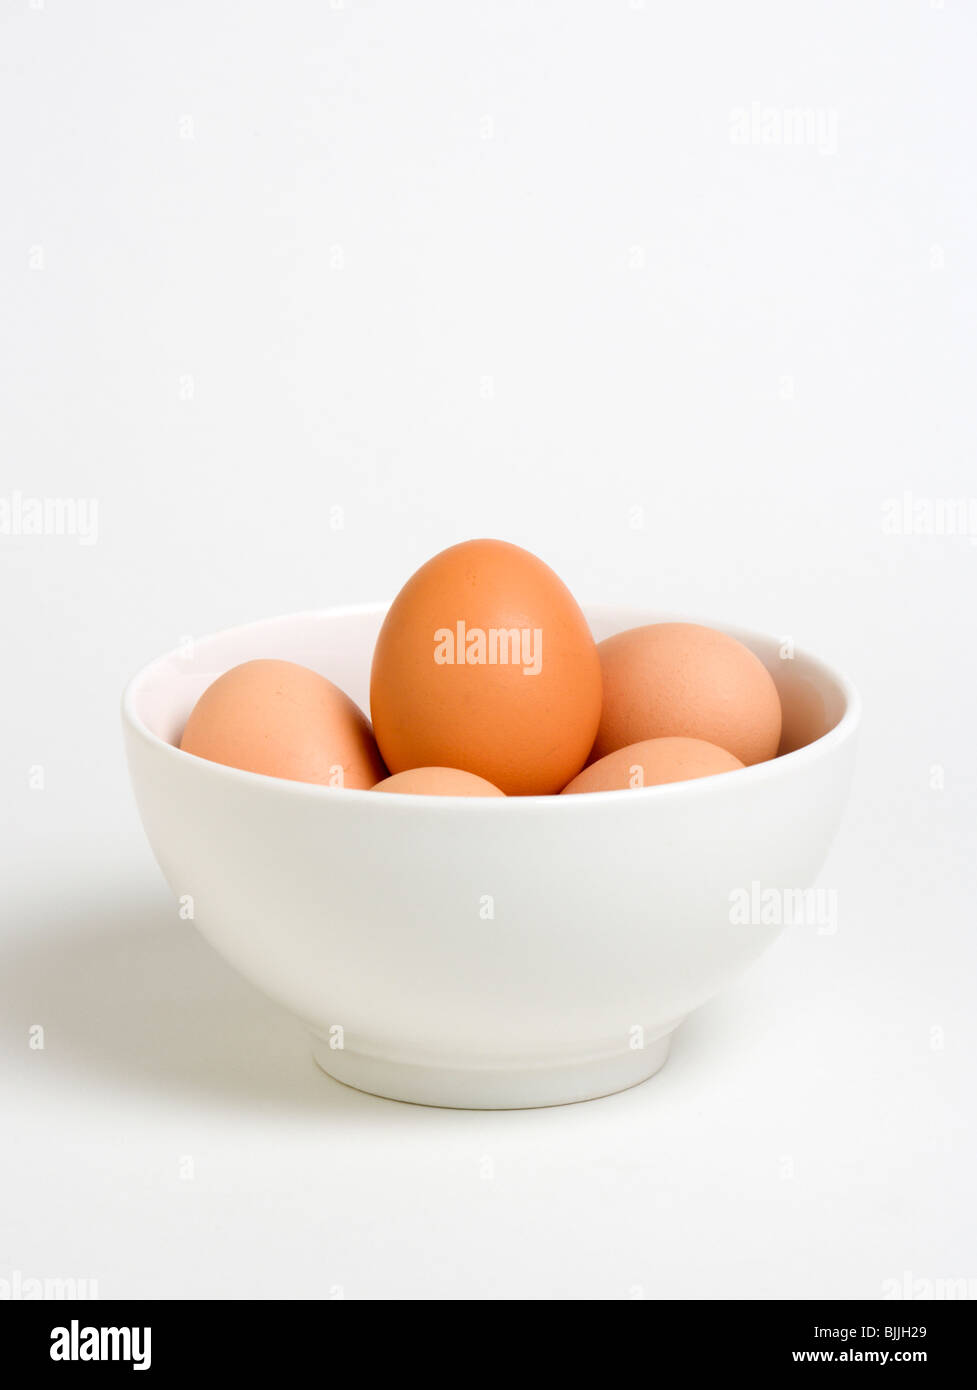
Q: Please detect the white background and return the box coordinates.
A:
[2,0,975,1299]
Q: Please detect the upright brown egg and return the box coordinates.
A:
[593,623,782,767]
[180,659,386,788]
[370,539,601,795]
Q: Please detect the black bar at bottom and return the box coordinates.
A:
[1,1298,969,1376]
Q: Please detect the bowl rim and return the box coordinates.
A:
[121,601,862,811]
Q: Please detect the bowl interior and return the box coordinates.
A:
[127,604,851,760]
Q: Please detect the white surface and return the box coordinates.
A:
[122,604,856,1109]
[1,0,975,1298]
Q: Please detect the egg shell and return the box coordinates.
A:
[592,623,782,767]
[179,658,386,788]
[370,539,602,795]
[562,736,744,794]
[372,767,505,797]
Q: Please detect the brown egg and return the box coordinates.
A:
[562,737,743,794]
[592,623,782,767]
[372,767,505,797]
[180,658,385,788]
[370,539,601,795]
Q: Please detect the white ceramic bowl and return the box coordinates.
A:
[122,604,860,1109]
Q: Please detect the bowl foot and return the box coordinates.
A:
[310,1031,675,1109]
